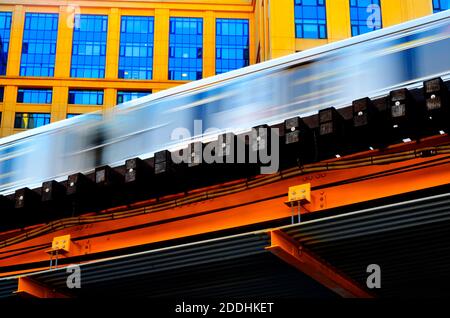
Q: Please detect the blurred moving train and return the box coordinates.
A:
[0,10,449,196]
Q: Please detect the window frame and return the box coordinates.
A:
[294,0,328,39]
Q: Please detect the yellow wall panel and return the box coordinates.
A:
[268,0,295,59]
[381,0,408,26]
[104,88,117,109]
[6,5,24,77]
[0,86,18,137]
[105,8,121,79]
[405,0,433,20]
[203,11,216,78]
[51,86,69,122]
[382,0,432,27]
[326,0,351,42]
[54,6,74,78]
[153,8,170,81]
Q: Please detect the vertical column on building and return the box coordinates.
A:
[381,0,408,26]
[327,0,351,42]
[263,0,270,60]
[51,87,68,122]
[104,88,116,109]
[203,11,215,78]
[153,8,170,81]
[404,0,433,19]
[6,5,24,77]
[104,8,120,109]
[0,86,18,137]
[105,8,120,80]
[248,15,256,65]
[268,0,295,59]
[2,5,24,136]
[53,6,75,122]
[54,6,74,78]
[253,0,263,62]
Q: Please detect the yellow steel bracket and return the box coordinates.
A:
[45,235,72,269]
[285,183,311,224]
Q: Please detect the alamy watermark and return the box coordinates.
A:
[170,120,280,174]
[366,4,382,30]
[66,264,81,289]
[65,5,81,29]
[366,264,381,289]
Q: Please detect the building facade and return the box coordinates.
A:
[0,0,446,137]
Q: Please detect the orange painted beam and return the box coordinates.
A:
[0,154,449,275]
[266,230,373,298]
[16,277,69,298]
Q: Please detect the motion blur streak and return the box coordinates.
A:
[0,11,449,195]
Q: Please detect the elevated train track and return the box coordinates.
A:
[0,11,449,298]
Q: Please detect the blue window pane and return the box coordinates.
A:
[0,86,4,102]
[67,113,80,119]
[350,0,382,36]
[20,13,58,77]
[118,16,154,80]
[14,112,51,129]
[433,0,450,12]
[68,89,104,105]
[17,88,52,104]
[294,0,327,39]
[70,15,107,78]
[215,19,249,75]
[116,90,151,104]
[168,17,203,80]
[0,12,12,75]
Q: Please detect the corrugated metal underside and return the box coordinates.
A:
[0,232,337,298]
[284,192,450,297]
[0,278,18,298]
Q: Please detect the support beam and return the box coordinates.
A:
[1,143,450,274]
[16,277,69,298]
[266,230,373,298]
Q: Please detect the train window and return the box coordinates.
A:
[14,112,51,129]
[350,0,382,36]
[119,16,154,80]
[294,0,327,39]
[70,14,108,78]
[0,11,12,76]
[116,91,152,104]
[17,88,53,104]
[216,19,249,75]
[0,86,4,102]
[168,17,203,80]
[67,113,80,119]
[20,13,58,77]
[433,0,450,12]
[68,89,104,105]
